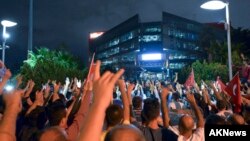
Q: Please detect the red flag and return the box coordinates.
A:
[224,73,242,113]
[86,53,96,82]
[216,76,226,92]
[184,68,195,89]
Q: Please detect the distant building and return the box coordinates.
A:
[89,12,225,80]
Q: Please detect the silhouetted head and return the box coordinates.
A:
[105,104,123,127]
[39,126,67,141]
[178,115,194,135]
[142,98,160,123]
[105,125,145,141]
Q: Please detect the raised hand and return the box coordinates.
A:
[161,86,169,99]
[186,92,196,105]
[53,81,61,94]
[16,74,23,87]
[30,80,35,88]
[127,83,135,94]
[3,90,24,114]
[92,61,124,108]
[3,69,12,79]
[65,77,70,86]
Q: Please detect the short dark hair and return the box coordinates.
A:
[216,100,227,111]
[142,98,160,122]
[132,96,142,109]
[205,114,227,125]
[105,104,123,127]
[172,92,180,101]
[47,101,67,126]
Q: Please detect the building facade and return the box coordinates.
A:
[89,12,225,80]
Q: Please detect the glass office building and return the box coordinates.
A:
[89,12,225,80]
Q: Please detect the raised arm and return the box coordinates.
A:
[210,82,223,101]
[15,74,23,89]
[127,83,135,122]
[186,92,204,128]
[23,80,35,98]
[77,61,124,141]
[160,86,170,128]
[25,90,44,116]
[66,81,93,141]
[117,79,130,123]
[0,90,23,141]
[0,69,11,94]
[52,81,61,102]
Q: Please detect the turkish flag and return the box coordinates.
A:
[184,68,195,89]
[216,76,226,92]
[224,73,242,113]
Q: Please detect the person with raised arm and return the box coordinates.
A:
[177,92,205,141]
[0,62,12,95]
[160,86,171,128]
[77,60,124,141]
[0,90,23,141]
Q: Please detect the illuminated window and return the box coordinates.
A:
[140,35,161,42]
[121,31,134,42]
[121,53,135,62]
[169,63,186,69]
[145,27,161,32]
[142,53,162,61]
[108,38,120,47]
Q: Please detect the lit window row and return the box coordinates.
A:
[120,53,135,62]
[97,47,120,59]
[96,30,137,52]
[167,28,198,40]
[102,58,118,66]
[139,35,161,42]
[170,40,200,51]
[168,53,198,60]
[169,63,186,69]
[144,27,161,33]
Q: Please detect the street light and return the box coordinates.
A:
[201,0,232,80]
[1,20,17,64]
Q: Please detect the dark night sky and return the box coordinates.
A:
[0,0,250,72]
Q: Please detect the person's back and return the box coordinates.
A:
[216,100,232,118]
[139,98,178,141]
[101,104,124,141]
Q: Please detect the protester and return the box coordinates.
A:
[0,58,249,141]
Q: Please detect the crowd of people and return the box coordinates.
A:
[0,53,249,141]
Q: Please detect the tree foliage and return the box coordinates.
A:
[20,47,87,90]
[178,60,228,85]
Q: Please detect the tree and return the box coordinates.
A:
[178,60,228,85]
[232,27,250,58]
[20,47,87,90]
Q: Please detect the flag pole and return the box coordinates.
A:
[86,53,95,82]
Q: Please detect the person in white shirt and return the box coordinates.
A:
[177,92,205,141]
